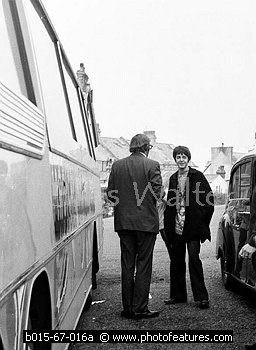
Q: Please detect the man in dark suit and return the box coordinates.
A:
[107,133,163,319]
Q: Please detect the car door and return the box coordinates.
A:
[228,160,252,283]
[245,160,256,287]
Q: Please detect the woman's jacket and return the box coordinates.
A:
[164,167,214,243]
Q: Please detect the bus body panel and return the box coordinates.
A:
[0,0,103,348]
[0,147,53,292]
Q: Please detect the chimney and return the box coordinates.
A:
[143,130,156,144]
[216,165,226,179]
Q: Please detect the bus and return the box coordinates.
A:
[0,0,103,349]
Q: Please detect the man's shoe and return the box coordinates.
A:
[198,300,209,309]
[121,310,134,319]
[133,310,159,319]
[164,298,187,305]
[245,344,256,349]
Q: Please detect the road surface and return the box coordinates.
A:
[69,205,256,350]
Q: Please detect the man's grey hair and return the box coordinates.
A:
[129,134,151,153]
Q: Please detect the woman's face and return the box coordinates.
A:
[175,153,189,171]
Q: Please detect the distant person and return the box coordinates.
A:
[107,133,163,319]
[164,145,214,309]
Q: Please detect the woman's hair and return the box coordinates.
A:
[129,134,150,153]
[173,145,191,161]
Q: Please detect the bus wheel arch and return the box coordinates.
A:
[26,271,52,350]
[0,337,4,350]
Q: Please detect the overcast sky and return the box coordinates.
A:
[43,0,256,168]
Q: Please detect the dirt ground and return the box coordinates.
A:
[69,205,256,350]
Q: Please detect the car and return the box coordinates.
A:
[216,150,256,291]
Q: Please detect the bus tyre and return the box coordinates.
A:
[92,269,97,290]
[83,290,92,311]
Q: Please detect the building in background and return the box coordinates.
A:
[96,129,198,188]
[203,143,244,180]
[95,129,198,215]
[96,130,256,207]
[203,143,246,203]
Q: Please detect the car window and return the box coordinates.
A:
[240,162,251,199]
[229,161,251,199]
[230,167,240,199]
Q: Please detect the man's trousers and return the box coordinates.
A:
[118,230,157,314]
[170,234,208,302]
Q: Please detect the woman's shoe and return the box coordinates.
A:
[133,310,160,319]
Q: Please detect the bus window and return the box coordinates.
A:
[86,91,97,149]
[78,89,94,157]
[24,0,76,154]
[1,0,45,157]
[0,0,27,97]
[61,57,90,154]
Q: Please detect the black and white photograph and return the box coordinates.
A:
[1,1,256,349]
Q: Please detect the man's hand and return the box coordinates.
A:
[239,243,256,259]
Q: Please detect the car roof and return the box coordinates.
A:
[233,149,256,168]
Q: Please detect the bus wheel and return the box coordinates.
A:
[83,290,93,311]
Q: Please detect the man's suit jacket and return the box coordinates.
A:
[107,152,163,233]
